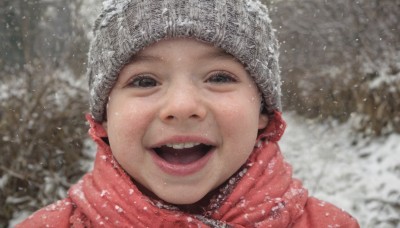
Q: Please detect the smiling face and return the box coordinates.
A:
[103,38,268,205]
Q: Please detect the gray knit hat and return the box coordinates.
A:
[88,0,281,122]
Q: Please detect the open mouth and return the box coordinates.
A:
[153,143,214,165]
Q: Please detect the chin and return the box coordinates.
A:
[153,184,222,211]
[157,191,206,205]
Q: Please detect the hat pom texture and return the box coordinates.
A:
[88,0,281,122]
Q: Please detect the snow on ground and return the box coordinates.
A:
[280,112,400,228]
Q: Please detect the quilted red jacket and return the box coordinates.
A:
[18,113,359,227]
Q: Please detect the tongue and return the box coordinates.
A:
[157,145,208,164]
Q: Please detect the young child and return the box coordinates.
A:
[18,0,359,227]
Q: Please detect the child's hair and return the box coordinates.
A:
[87,0,281,122]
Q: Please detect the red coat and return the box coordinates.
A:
[18,113,359,227]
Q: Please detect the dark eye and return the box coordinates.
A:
[128,75,159,88]
[206,72,237,84]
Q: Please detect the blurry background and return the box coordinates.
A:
[0,0,399,227]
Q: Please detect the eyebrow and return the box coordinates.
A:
[203,49,239,62]
[128,54,162,64]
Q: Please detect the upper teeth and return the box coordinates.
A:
[165,142,201,149]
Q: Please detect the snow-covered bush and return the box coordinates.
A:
[269,0,400,136]
[351,52,400,135]
[0,63,93,226]
[277,52,400,136]
[1,1,99,226]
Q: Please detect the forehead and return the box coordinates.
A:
[129,38,240,64]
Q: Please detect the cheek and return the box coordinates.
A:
[106,98,153,145]
[215,98,261,150]
[216,101,260,174]
[217,94,261,131]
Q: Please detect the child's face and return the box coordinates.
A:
[103,38,268,205]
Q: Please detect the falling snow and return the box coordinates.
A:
[115,205,124,213]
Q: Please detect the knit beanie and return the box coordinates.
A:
[88,0,281,122]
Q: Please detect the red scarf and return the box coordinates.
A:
[17,112,359,227]
[65,112,308,227]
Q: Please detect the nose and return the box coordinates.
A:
[159,81,207,123]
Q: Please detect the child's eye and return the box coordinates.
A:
[128,75,159,88]
[206,71,237,84]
